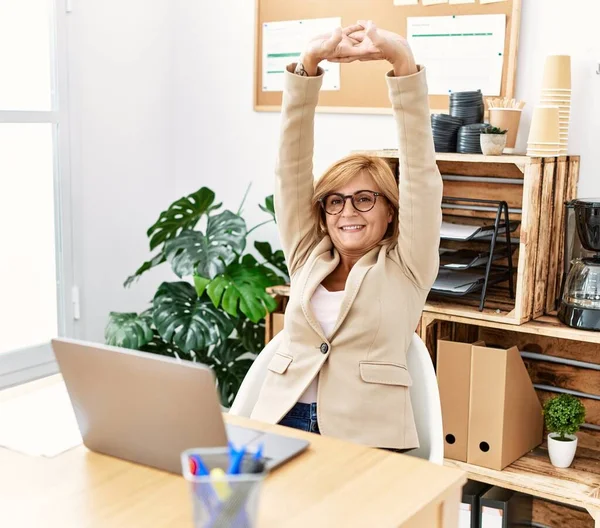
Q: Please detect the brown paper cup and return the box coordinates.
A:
[528,105,560,144]
[488,108,522,149]
[542,55,572,90]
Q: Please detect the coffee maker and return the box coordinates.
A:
[558,199,600,330]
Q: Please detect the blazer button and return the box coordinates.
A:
[320,343,329,354]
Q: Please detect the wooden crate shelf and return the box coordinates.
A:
[354,151,580,325]
[445,445,600,522]
[420,310,600,526]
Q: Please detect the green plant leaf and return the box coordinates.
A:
[124,252,166,288]
[235,317,266,354]
[254,241,289,281]
[147,187,221,251]
[543,394,586,438]
[153,281,234,353]
[259,195,276,222]
[164,211,246,279]
[105,311,154,349]
[207,254,283,323]
[207,339,255,407]
[193,274,211,297]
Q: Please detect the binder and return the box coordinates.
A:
[437,340,484,461]
[479,486,532,527]
[460,480,492,528]
[468,345,543,470]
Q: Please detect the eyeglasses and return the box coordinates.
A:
[319,190,382,215]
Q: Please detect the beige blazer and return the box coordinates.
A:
[250,64,442,450]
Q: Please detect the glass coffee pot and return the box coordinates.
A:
[558,199,600,330]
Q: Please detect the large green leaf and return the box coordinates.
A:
[254,241,289,281]
[207,339,255,407]
[235,317,266,355]
[124,252,166,288]
[259,195,276,222]
[164,211,246,279]
[147,187,221,251]
[207,255,283,323]
[153,281,234,353]
[105,311,154,349]
[139,331,192,359]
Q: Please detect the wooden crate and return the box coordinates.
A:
[420,311,600,449]
[420,311,600,525]
[354,151,580,325]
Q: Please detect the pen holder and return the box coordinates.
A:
[181,448,266,528]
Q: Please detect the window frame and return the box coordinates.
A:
[0,0,76,389]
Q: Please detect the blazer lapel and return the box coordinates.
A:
[300,239,339,341]
[329,246,380,339]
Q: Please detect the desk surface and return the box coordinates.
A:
[0,376,466,528]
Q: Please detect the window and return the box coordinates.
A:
[0,0,72,387]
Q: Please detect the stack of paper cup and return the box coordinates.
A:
[527,105,560,157]
[539,55,571,155]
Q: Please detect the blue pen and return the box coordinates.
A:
[227,444,246,475]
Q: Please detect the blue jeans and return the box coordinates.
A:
[278,402,320,434]
[278,402,411,453]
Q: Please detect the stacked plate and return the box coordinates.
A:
[457,123,489,154]
[449,90,484,125]
[431,114,463,152]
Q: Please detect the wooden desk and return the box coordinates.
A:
[0,376,466,528]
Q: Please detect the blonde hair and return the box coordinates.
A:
[312,154,399,244]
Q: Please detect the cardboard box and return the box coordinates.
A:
[479,486,532,527]
[437,340,482,462]
[468,345,543,470]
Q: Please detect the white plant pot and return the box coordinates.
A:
[547,433,578,468]
[480,134,507,155]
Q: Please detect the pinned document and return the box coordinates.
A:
[262,18,341,92]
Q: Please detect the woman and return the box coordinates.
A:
[250,21,442,451]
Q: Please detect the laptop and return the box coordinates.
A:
[51,338,309,474]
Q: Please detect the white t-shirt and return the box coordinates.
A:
[298,284,344,404]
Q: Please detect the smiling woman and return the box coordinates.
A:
[312,155,400,265]
[248,21,443,451]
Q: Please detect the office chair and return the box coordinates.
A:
[229,332,444,465]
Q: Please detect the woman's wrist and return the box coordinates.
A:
[391,57,418,77]
[296,53,321,76]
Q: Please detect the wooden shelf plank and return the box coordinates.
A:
[423,310,600,344]
[444,444,600,512]
[353,150,532,165]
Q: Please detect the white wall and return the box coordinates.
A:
[68,1,178,341]
[514,0,600,196]
[70,0,600,342]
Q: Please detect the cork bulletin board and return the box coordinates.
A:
[255,0,521,114]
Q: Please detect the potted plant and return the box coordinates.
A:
[480,126,508,155]
[105,186,290,407]
[543,394,586,468]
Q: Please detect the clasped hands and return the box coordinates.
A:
[300,20,417,77]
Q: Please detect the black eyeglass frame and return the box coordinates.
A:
[318,190,383,215]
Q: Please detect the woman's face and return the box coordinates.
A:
[324,171,393,256]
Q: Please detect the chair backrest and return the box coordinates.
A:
[229,332,444,465]
[405,333,444,465]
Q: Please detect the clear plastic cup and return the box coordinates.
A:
[181,447,266,528]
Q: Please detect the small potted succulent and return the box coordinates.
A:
[543,394,586,468]
[480,126,508,155]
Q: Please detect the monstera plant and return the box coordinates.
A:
[105,186,289,406]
